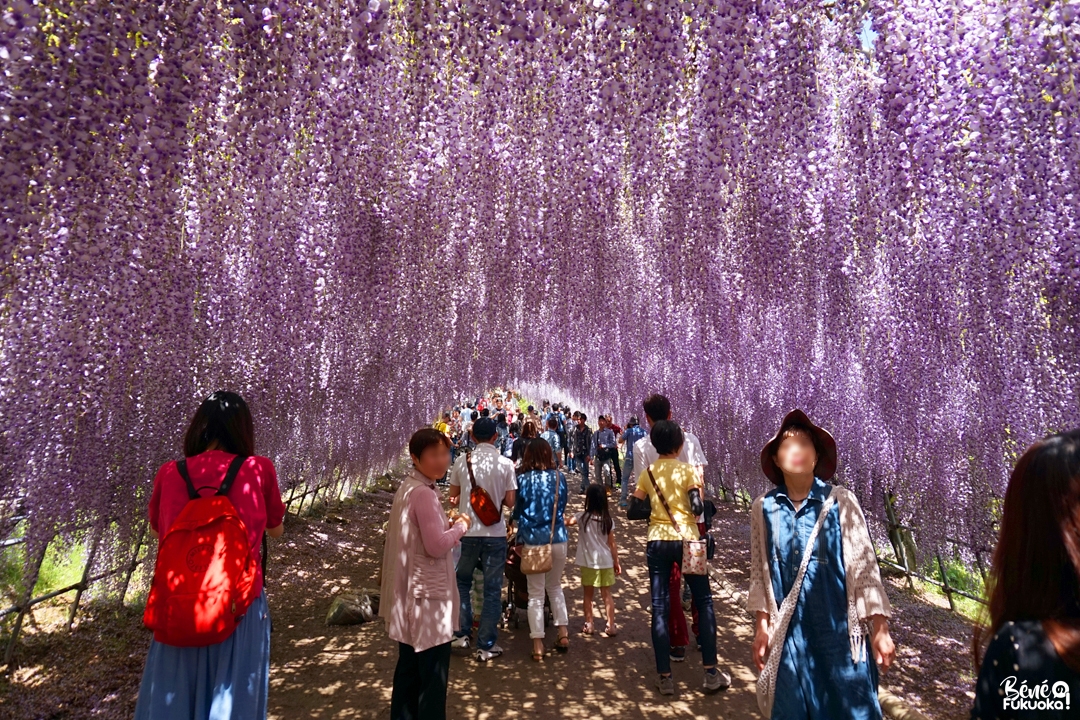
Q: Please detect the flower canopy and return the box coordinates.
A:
[1,0,1078,557]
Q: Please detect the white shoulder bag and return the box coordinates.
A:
[756,492,836,718]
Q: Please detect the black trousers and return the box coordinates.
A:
[390,641,451,720]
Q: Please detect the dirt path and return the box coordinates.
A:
[266,481,761,719]
[0,475,978,719]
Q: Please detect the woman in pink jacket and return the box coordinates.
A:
[380,428,471,720]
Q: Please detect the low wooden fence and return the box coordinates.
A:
[715,479,990,613]
[0,471,364,666]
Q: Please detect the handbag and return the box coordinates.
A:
[520,471,561,574]
[646,468,709,575]
[756,493,837,718]
[466,454,503,527]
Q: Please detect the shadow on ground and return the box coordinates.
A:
[0,480,976,719]
[267,482,760,719]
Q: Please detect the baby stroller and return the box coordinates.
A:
[502,532,552,629]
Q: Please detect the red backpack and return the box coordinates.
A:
[143,454,259,647]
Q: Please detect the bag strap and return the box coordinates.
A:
[175,454,246,500]
[547,471,560,544]
[647,467,687,539]
[175,459,199,500]
[217,455,247,496]
[764,493,836,653]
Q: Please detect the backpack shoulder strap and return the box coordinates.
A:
[216,455,248,496]
[175,459,199,500]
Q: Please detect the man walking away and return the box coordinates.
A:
[573,413,594,493]
[541,416,564,469]
[619,416,647,508]
[448,418,517,662]
[592,416,622,492]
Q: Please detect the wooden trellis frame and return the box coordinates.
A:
[0,472,364,665]
[714,484,990,612]
[0,523,152,666]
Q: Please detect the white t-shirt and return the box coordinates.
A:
[634,429,708,522]
[449,442,517,538]
[574,511,615,569]
[633,428,708,479]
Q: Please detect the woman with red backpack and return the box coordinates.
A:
[135,391,286,720]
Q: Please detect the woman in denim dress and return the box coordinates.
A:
[748,410,896,719]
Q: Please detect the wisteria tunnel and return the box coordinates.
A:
[1,0,1079,716]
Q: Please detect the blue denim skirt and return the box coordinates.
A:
[134,589,270,720]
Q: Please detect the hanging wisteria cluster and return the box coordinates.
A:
[1,0,1078,570]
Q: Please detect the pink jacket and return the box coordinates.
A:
[380,468,467,652]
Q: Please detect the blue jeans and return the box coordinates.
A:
[455,536,507,650]
[576,454,590,491]
[646,540,717,675]
[594,447,622,488]
[620,457,635,504]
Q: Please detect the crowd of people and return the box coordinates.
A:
[418,391,732,696]
[131,388,1080,720]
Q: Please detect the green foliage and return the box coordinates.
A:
[935,554,986,599]
[906,553,988,623]
[33,538,87,595]
[0,534,87,610]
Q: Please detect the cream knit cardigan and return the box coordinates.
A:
[746,486,893,664]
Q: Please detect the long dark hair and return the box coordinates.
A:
[518,437,555,474]
[183,390,255,457]
[974,428,1080,672]
[583,484,613,535]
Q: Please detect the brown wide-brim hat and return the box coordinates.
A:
[760,409,838,485]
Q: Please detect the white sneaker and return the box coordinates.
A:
[451,636,470,650]
[475,644,504,662]
[703,668,731,693]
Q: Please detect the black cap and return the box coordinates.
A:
[472,417,497,441]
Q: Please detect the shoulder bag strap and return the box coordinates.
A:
[768,493,836,634]
[176,454,246,499]
[547,471,560,543]
[758,493,836,716]
[647,467,686,540]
